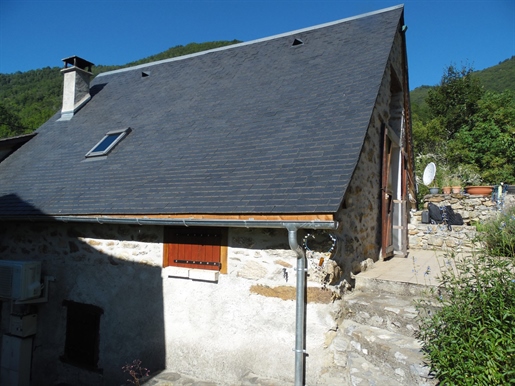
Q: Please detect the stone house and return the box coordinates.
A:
[0,5,414,386]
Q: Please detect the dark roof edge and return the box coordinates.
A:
[0,133,37,148]
[96,4,404,78]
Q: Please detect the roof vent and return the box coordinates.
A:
[141,71,150,78]
[291,38,304,47]
[59,56,94,121]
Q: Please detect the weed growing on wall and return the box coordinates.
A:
[416,208,515,385]
[122,359,150,386]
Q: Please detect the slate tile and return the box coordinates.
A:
[0,6,403,217]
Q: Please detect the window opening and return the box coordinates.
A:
[61,300,103,371]
[292,38,304,47]
[141,71,150,78]
[86,127,131,157]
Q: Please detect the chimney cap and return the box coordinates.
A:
[61,56,94,72]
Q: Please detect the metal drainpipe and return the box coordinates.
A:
[287,225,307,386]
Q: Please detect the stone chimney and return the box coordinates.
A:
[59,56,94,121]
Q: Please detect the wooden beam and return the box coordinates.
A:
[72,213,335,222]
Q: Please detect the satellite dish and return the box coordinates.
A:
[423,162,436,186]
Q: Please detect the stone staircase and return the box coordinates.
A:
[322,281,438,385]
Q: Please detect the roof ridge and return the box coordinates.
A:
[96,4,403,78]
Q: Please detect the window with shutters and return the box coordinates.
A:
[163,227,227,274]
[61,300,103,372]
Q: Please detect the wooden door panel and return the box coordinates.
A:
[381,124,394,259]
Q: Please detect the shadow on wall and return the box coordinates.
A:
[0,194,166,386]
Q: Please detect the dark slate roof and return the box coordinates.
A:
[0,6,403,217]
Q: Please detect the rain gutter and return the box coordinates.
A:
[1,215,337,230]
[3,215,338,386]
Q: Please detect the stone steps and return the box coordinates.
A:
[343,291,422,336]
[343,320,430,380]
[330,318,435,386]
[324,273,440,386]
[354,275,434,297]
[346,351,417,386]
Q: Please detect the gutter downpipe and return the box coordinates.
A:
[2,215,337,385]
[287,224,307,386]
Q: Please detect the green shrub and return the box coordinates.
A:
[480,205,515,258]
[417,209,515,384]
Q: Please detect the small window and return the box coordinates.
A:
[85,128,131,157]
[61,300,103,372]
[163,227,227,273]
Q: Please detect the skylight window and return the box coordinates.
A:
[85,128,131,157]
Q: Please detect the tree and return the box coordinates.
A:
[426,64,484,141]
[0,103,29,139]
[449,90,515,184]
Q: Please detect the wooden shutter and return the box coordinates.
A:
[164,227,224,272]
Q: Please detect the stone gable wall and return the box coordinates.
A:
[332,28,407,281]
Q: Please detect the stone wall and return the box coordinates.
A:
[409,193,514,251]
[0,222,166,386]
[0,222,344,386]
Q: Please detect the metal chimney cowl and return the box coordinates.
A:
[59,56,94,121]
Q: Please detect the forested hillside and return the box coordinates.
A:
[410,56,515,123]
[0,40,240,138]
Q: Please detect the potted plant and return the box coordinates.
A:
[429,186,440,194]
[453,165,492,196]
[465,185,493,196]
[450,177,462,194]
[441,176,452,194]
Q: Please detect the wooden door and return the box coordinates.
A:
[381,125,394,259]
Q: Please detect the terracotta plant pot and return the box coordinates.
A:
[452,186,461,194]
[442,186,451,194]
[465,186,493,196]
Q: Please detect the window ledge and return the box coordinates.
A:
[162,266,219,282]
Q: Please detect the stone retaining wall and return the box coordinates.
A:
[409,193,514,251]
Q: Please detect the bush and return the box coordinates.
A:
[480,205,515,258]
[417,209,515,385]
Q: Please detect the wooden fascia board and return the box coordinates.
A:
[71,213,335,222]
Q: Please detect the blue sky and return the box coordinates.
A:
[0,0,513,90]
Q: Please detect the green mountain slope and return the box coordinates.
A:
[0,45,512,139]
[410,56,515,123]
[0,40,240,138]
[474,56,515,93]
